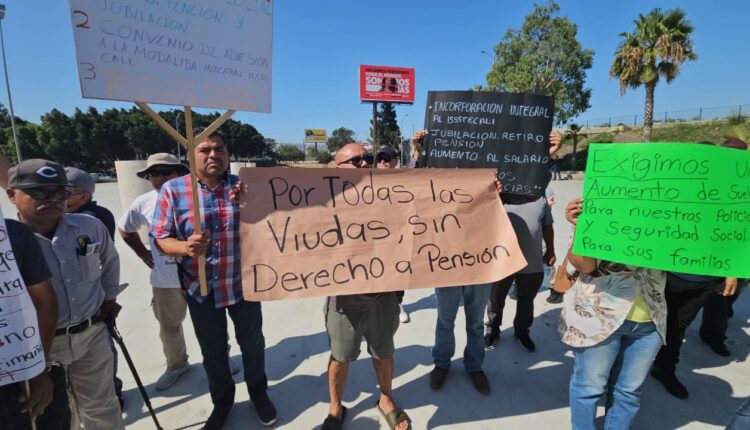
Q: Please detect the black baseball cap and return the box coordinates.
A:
[8,159,74,189]
[376,146,397,157]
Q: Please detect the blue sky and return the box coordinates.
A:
[2,0,749,145]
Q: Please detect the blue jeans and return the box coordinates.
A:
[570,320,662,430]
[432,284,491,373]
[727,397,750,430]
[186,292,268,406]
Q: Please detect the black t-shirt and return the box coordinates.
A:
[76,200,116,241]
[6,219,52,286]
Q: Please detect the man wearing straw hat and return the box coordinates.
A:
[118,153,194,390]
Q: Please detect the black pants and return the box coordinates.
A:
[186,292,268,407]
[485,272,544,336]
[699,285,747,343]
[653,275,718,373]
[0,365,70,430]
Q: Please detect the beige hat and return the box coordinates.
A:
[136,153,189,179]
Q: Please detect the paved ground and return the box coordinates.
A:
[3,179,747,429]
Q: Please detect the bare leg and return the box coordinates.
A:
[327,355,349,419]
[373,357,410,430]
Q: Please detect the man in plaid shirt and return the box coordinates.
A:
[151,129,277,428]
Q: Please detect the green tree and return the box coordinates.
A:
[277,144,305,161]
[370,103,401,148]
[316,151,333,164]
[564,123,587,170]
[306,145,319,160]
[326,127,355,152]
[610,8,696,141]
[483,1,593,125]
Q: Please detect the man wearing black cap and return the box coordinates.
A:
[7,159,125,429]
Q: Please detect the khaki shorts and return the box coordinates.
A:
[325,293,399,362]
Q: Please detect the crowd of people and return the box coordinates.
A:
[0,129,747,430]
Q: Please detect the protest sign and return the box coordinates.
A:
[573,143,750,278]
[68,0,273,112]
[420,91,554,197]
[0,206,44,386]
[360,65,415,104]
[239,168,526,301]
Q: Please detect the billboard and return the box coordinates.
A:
[359,65,415,104]
[304,129,327,143]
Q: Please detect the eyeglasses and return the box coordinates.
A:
[23,187,72,201]
[145,168,178,179]
[337,154,373,167]
[376,154,394,164]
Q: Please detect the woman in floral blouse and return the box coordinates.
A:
[559,198,667,430]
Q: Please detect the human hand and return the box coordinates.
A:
[229,181,242,205]
[412,130,426,143]
[544,250,557,266]
[494,178,502,193]
[566,198,584,225]
[549,132,562,155]
[20,371,53,418]
[101,300,122,319]
[720,277,738,296]
[185,231,210,257]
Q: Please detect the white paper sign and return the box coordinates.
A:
[0,206,45,386]
[69,0,274,112]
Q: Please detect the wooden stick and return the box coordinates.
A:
[195,110,236,143]
[24,380,37,430]
[136,102,189,148]
[183,107,209,297]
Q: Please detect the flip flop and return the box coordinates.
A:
[375,400,412,430]
[322,406,347,430]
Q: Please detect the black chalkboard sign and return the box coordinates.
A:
[420,91,554,196]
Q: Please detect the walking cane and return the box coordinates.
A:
[106,319,165,430]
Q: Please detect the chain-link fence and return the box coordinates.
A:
[565,104,749,130]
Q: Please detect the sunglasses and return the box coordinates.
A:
[376,154,394,163]
[145,168,178,178]
[23,187,72,201]
[337,154,373,167]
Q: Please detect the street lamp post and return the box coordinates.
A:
[0,4,22,162]
[398,114,408,167]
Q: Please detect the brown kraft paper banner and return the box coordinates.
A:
[239,168,527,301]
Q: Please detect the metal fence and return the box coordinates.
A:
[565,104,749,130]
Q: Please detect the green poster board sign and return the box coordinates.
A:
[573,143,750,278]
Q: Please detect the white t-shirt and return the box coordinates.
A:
[118,190,181,289]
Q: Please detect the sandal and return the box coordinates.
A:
[321,406,347,430]
[375,400,412,430]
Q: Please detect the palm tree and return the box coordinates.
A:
[565,123,587,170]
[610,8,697,141]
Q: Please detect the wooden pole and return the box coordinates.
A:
[183,107,208,296]
[135,102,236,297]
[24,380,37,430]
[194,109,236,143]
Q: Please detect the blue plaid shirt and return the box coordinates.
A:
[150,174,242,308]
